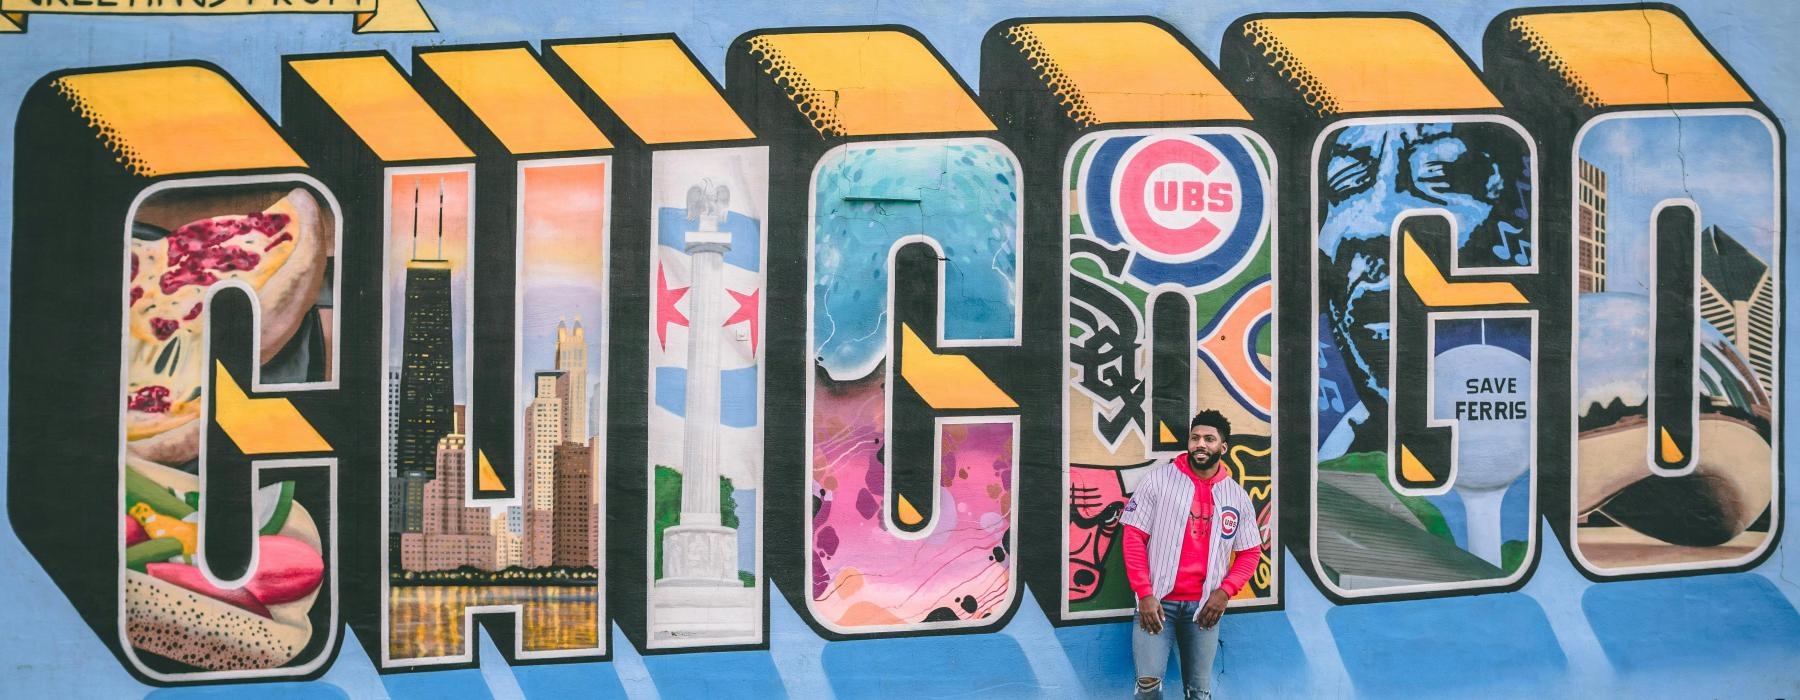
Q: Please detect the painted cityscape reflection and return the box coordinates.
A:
[388,585,600,658]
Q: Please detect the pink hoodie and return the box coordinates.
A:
[1122,452,1260,602]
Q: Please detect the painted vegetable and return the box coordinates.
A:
[128,502,196,555]
[125,537,182,573]
[123,458,324,671]
[254,481,296,536]
[124,513,149,547]
[125,465,194,518]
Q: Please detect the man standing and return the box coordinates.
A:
[1122,410,1263,699]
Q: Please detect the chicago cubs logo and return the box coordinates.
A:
[1078,131,1270,290]
[1114,136,1243,263]
[1219,506,1240,538]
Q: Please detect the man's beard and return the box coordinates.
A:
[1188,448,1223,470]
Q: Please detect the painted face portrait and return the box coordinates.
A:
[1316,122,1532,448]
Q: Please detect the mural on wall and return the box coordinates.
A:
[277,51,490,673]
[384,45,614,668]
[720,27,1033,639]
[806,139,1023,634]
[974,17,1287,625]
[379,161,610,664]
[536,35,771,653]
[1482,7,1785,583]
[377,45,615,667]
[7,61,351,684]
[1569,111,1779,574]
[1311,118,1540,594]
[646,147,767,647]
[2,2,1792,695]
[1063,128,1279,616]
[379,166,472,662]
[1217,15,1554,601]
[125,175,341,678]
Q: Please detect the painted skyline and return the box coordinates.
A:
[521,160,609,412]
[387,169,473,404]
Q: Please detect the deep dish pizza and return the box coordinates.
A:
[125,188,330,464]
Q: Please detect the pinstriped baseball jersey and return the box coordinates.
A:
[1119,459,1263,603]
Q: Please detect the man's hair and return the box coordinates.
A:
[1190,409,1232,443]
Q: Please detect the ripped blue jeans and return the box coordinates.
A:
[1131,599,1220,700]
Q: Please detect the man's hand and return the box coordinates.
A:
[1199,589,1230,628]
[1136,595,1164,635]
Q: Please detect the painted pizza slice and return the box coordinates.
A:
[124,187,329,465]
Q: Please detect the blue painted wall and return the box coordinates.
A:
[2,1,1797,697]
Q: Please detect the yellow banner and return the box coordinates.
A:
[0,0,432,32]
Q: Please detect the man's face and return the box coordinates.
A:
[1317,123,1530,412]
[1188,425,1225,470]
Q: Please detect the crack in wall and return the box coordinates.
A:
[1641,5,1694,201]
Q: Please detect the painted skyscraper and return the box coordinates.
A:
[385,368,401,472]
[553,440,599,567]
[1577,158,1608,293]
[1699,225,1777,395]
[556,320,591,443]
[401,409,497,572]
[522,370,569,568]
[393,180,456,536]
[526,371,568,510]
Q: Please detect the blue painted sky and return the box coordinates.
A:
[1580,113,1778,295]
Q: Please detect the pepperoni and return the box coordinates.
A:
[157,213,288,295]
[263,231,293,252]
[127,386,171,413]
[150,317,179,340]
[129,254,143,305]
[182,303,204,321]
